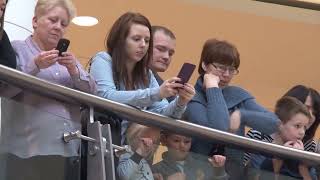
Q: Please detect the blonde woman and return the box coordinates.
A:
[3,0,96,179]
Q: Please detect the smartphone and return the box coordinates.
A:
[177,62,196,84]
[56,38,70,56]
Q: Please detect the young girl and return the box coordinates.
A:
[117,123,160,180]
[89,12,195,144]
[245,96,312,180]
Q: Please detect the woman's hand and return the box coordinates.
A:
[34,50,59,69]
[209,155,226,167]
[177,83,195,106]
[57,52,79,76]
[159,77,183,99]
[203,73,220,89]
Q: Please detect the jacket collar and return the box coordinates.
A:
[193,76,253,109]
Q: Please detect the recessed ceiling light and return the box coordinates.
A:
[72,16,98,27]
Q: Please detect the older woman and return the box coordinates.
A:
[2,0,96,179]
[184,39,279,179]
[0,0,15,68]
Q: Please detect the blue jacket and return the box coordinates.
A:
[185,77,279,157]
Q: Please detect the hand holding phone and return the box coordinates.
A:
[56,38,70,56]
[177,62,196,84]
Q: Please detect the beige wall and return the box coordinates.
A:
[69,0,320,137]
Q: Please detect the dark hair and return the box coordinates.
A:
[275,96,311,124]
[198,39,240,75]
[0,0,8,39]
[106,12,153,90]
[283,85,320,142]
[151,25,176,40]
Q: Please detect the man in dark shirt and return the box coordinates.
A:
[149,26,176,102]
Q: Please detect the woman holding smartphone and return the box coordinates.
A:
[89,12,195,145]
[3,0,96,179]
[184,39,279,179]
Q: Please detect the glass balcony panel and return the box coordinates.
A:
[0,90,81,180]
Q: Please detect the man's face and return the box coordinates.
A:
[150,30,176,72]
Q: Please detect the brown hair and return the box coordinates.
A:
[198,39,240,75]
[151,25,176,40]
[275,96,311,124]
[106,12,153,90]
[0,0,8,39]
[282,85,320,142]
[126,123,160,152]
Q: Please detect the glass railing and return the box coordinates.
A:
[0,91,81,180]
[1,64,320,180]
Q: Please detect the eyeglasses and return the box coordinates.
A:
[211,63,239,75]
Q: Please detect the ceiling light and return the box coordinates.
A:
[72,16,98,27]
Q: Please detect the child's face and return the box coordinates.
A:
[280,113,309,142]
[163,134,192,161]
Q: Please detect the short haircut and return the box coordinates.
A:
[34,0,76,22]
[275,96,311,124]
[151,25,176,40]
[283,85,320,142]
[198,39,240,75]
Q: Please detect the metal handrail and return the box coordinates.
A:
[254,0,320,11]
[0,64,320,163]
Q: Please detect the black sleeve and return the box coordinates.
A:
[0,31,16,69]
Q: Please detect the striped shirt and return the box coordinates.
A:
[243,129,316,165]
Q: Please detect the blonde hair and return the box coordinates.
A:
[34,0,76,22]
[126,123,160,152]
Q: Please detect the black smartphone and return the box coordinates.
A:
[177,62,196,84]
[56,38,70,56]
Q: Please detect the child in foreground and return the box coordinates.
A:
[152,131,228,180]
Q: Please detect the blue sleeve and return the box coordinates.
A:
[117,152,153,180]
[185,87,230,131]
[89,53,162,107]
[240,99,279,135]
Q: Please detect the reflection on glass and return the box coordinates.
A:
[0,96,81,180]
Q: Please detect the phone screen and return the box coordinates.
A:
[56,38,70,56]
[177,63,196,84]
